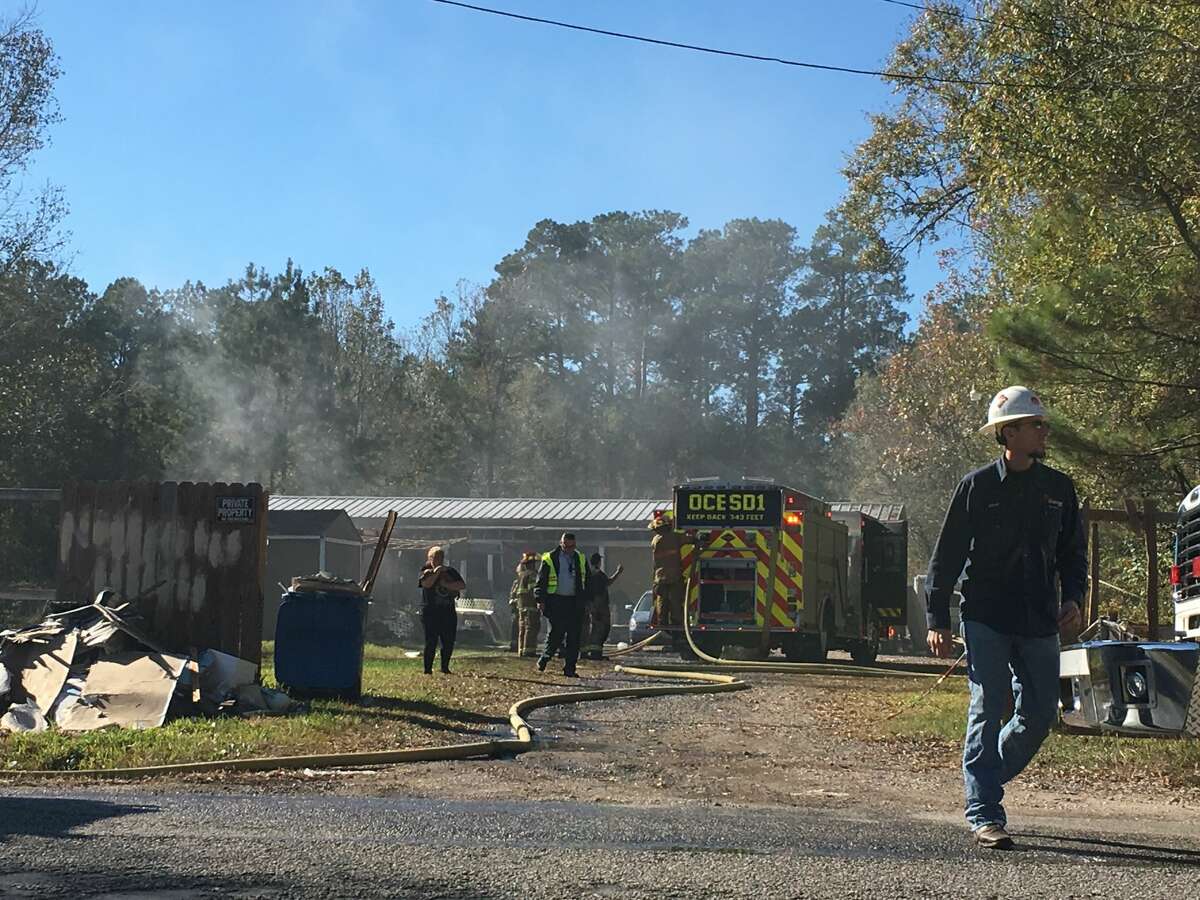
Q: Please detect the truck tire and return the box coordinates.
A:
[787,603,832,662]
[851,608,881,665]
[674,636,700,661]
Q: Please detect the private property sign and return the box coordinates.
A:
[216,495,256,524]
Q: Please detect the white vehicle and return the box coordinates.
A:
[626,590,653,645]
[1059,485,1200,737]
[1172,486,1200,640]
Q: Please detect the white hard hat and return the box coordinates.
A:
[978,385,1047,434]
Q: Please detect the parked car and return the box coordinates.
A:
[626,590,654,645]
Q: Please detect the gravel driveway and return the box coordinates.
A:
[2,651,1198,898]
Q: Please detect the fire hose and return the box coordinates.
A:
[4,584,956,778]
[1,661,747,779]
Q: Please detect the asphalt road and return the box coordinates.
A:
[2,786,1198,899]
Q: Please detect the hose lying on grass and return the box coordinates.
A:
[0,664,748,779]
[2,604,956,778]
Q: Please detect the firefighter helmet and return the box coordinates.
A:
[978,385,1047,434]
[648,509,674,529]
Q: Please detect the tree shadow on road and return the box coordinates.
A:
[1012,831,1200,867]
[0,795,154,841]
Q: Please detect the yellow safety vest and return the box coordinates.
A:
[541,550,587,596]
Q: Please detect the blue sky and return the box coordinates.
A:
[30,0,940,331]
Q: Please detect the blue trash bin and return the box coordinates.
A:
[274,590,367,702]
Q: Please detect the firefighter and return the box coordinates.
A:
[649,511,684,629]
[511,552,541,657]
[535,532,590,677]
[581,552,624,660]
[925,386,1086,850]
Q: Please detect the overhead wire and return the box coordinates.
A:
[427,0,1063,90]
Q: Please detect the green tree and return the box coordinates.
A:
[789,210,910,435]
[682,218,802,473]
[0,11,66,272]
[844,1,1200,504]
[836,274,999,567]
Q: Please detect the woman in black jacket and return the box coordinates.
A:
[418,545,466,674]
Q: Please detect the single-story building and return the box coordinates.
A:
[268,496,669,642]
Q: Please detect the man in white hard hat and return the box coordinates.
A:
[924,386,1086,851]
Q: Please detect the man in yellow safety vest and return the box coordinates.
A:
[534,532,590,678]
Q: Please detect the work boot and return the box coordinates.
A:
[536,657,549,672]
[972,825,1014,850]
[562,670,579,678]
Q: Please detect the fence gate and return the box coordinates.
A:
[56,481,267,663]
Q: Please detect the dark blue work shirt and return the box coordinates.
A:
[925,458,1087,637]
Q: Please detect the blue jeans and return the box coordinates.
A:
[961,620,1060,830]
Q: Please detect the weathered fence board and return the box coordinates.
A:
[56,481,266,663]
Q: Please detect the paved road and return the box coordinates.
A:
[2,786,1198,898]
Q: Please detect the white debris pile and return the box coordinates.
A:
[0,592,290,733]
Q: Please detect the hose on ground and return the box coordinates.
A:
[671,576,946,679]
[0,664,746,779]
[606,630,666,657]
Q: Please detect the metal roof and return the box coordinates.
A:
[271,495,670,527]
[267,508,357,537]
[829,501,907,523]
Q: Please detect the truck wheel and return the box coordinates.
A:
[851,609,881,665]
[850,640,879,665]
[789,604,831,662]
[675,636,700,660]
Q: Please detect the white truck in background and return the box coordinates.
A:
[1058,486,1200,737]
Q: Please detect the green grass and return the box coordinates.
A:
[882,682,1200,788]
[0,643,544,772]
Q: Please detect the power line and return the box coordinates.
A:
[880,0,1008,32]
[878,0,1100,44]
[428,0,1059,90]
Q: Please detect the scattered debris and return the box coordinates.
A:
[1,701,47,733]
[0,589,290,733]
[56,652,188,731]
[289,571,365,595]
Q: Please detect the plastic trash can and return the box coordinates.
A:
[274,590,367,702]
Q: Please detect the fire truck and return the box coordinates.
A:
[662,481,906,664]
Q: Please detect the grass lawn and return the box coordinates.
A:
[0,644,546,772]
[881,681,1200,789]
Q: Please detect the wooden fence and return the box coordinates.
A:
[56,481,267,663]
[1084,499,1176,640]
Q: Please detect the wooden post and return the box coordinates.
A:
[1088,520,1101,627]
[1144,499,1159,640]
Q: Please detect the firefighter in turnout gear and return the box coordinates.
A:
[581,552,624,660]
[650,511,684,629]
[511,552,541,657]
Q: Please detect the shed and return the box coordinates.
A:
[263,509,364,637]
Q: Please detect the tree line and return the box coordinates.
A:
[6,3,1198,625]
[1,210,910,503]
